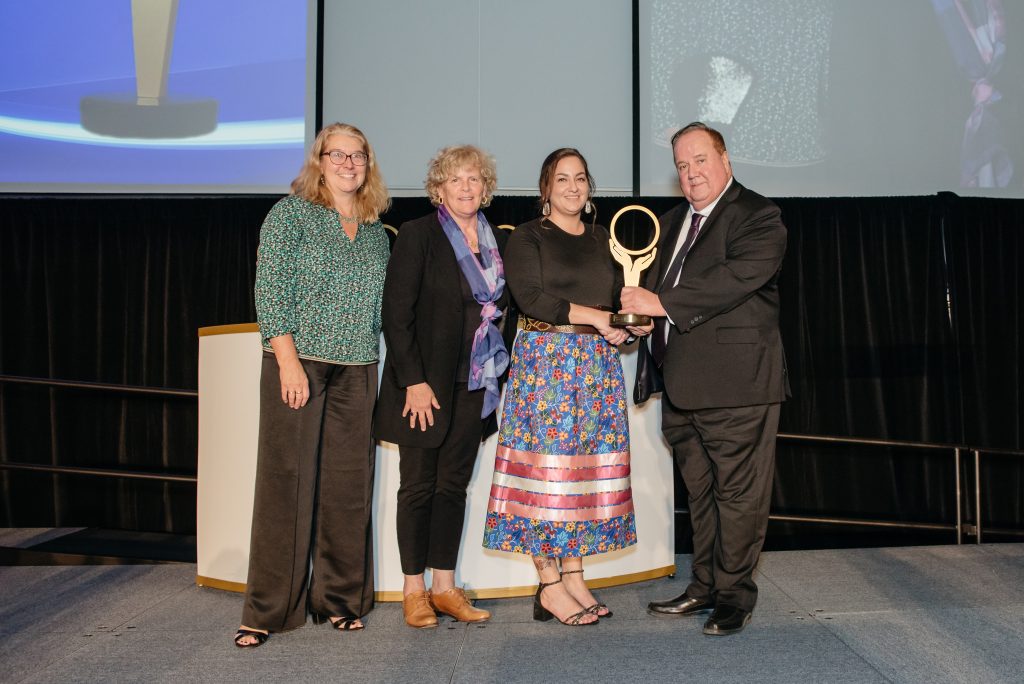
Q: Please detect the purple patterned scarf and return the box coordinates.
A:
[437,205,508,417]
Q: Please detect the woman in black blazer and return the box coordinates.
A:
[375,145,510,628]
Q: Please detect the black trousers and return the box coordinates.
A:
[661,398,780,612]
[396,383,485,575]
[241,353,377,632]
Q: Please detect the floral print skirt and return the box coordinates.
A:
[482,330,637,558]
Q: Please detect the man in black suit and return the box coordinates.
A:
[620,122,788,636]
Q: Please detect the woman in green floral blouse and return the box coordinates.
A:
[234,123,391,648]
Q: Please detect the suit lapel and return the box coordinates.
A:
[654,205,687,286]
[653,180,744,288]
[688,180,743,254]
[430,214,464,298]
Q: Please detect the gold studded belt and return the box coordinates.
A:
[518,316,599,335]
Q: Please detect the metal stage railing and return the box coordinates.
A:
[2,374,1022,543]
[772,433,1024,544]
[0,374,197,398]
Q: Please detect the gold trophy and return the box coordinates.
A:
[80,0,217,138]
[608,205,660,327]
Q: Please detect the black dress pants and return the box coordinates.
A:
[241,353,376,631]
[661,398,780,612]
[396,383,485,575]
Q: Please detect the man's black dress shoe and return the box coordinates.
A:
[647,592,714,616]
[702,604,751,635]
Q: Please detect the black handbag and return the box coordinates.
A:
[633,336,664,405]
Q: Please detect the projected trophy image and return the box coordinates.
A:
[648,0,832,168]
[667,54,753,143]
[80,0,217,138]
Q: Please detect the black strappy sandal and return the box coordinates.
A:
[312,614,365,631]
[533,579,598,626]
[233,628,268,648]
[561,569,613,618]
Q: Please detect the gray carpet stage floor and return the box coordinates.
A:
[2,539,1023,683]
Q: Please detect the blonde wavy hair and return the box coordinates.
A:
[424,145,497,208]
[291,122,390,222]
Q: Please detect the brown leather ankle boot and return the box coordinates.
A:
[430,587,490,623]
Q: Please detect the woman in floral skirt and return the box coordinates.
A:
[482,148,647,626]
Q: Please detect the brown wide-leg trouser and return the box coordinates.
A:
[241,353,377,632]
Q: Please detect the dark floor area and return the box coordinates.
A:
[0,528,196,566]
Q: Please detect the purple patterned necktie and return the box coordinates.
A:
[651,212,703,366]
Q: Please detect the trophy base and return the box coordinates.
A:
[80,94,218,138]
[610,313,651,327]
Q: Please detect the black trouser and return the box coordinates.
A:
[241,353,377,631]
[396,383,485,575]
[661,398,780,612]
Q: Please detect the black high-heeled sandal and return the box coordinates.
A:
[312,613,365,631]
[533,579,598,626]
[561,569,613,618]
[233,628,268,648]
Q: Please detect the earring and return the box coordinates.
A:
[319,174,325,185]
[542,200,550,216]
[585,200,593,214]
[438,196,444,205]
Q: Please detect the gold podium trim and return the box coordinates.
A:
[198,323,260,337]
[196,564,676,600]
[195,575,247,593]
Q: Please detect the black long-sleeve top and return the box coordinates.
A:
[504,218,622,324]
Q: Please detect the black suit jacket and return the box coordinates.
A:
[642,180,789,410]
[374,212,511,448]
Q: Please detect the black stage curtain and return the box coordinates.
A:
[1,196,272,531]
[771,197,960,533]
[1,194,1021,535]
[944,196,1024,529]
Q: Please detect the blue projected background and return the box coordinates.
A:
[0,1,307,192]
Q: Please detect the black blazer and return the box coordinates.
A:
[641,180,790,410]
[374,212,511,448]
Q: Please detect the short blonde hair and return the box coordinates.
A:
[424,145,497,207]
[290,122,390,222]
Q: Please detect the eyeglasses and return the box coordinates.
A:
[321,150,368,166]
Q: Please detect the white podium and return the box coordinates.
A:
[196,324,675,600]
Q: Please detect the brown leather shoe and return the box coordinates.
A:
[403,590,438,629]
[430,587,490,623]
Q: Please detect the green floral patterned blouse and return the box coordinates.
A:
[255,195,389,364]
